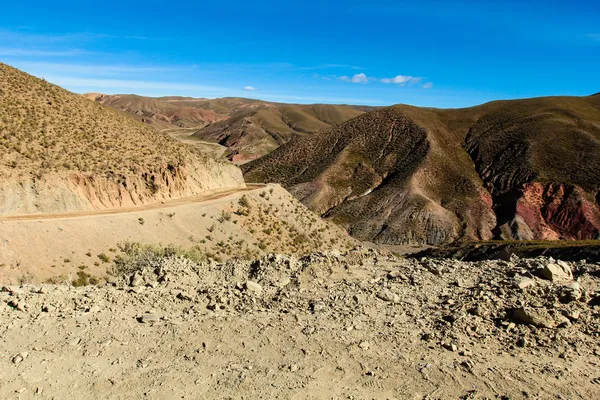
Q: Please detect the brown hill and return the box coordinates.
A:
[0,62,244,215]
[90,94,230,130]
[90,94,365,162]
[243,95,600,245]
[193,104,365,163]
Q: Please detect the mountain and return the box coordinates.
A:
[244,94,600,245]
[88,94,230,130]
[88,93,367,164]
[192,104,366,163]
[0,62,244,215]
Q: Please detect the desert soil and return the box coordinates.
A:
[0,184,355,285]
[163,128,228,160]
[1,249,599,399]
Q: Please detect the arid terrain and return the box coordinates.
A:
[1,61,600,399]
[2,249,599,398]
[244,95,600,246]
[0,63,244,216]
[0,184,356,285]
[89,93,367,163]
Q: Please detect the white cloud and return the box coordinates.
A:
[243,86,257,91]
[587,33,600,41]
[422,82,433,89]
[381,75,422,85]
[339,73,370,84]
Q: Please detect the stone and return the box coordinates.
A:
[137,313,159,324]
[358,341,370,350]
[244,281,262,295]
[309,300,326,313]
[130,273,143,287]
[7,299,25,311]
[377,289,399,303]
[443,343,458,352]
[561,282,582,303]
[540,262,572,283]
[277,277,291,288]
[177,291,194,301]
[512,307,555,329]
[513,275,536,290]
[12,352,28,365]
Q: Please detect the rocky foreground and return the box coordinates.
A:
[1,249,599,399]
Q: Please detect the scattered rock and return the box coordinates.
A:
[513,275,536,290]
[137,313,159,324]
[511,307,555,329]
[377,289,400,303]
[130,273,143,287]
[540,262,572,283]
[561,282,582,303]
[443,342,458,352]
[11,352,28,365]
[244,280,262,295]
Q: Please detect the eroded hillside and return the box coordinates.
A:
[90,93,366,164]
[244,95,600,245]
[193,104,366,163]
[0,63,244,215]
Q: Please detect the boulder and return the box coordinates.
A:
[244,280,263,295]
[540,262,572,283]
[377,289,400,303]
[511,307,555,328]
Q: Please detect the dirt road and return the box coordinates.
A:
[0,184,266,222]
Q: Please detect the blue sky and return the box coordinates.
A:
[0,0,599,107]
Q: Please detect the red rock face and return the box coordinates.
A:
[515,182,600,240]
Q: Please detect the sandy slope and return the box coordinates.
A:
[0,184,355,284]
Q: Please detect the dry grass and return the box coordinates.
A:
[0,62,206,179]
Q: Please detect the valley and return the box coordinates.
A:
[1,60,599,399]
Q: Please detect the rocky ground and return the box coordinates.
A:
[1,249,599,399]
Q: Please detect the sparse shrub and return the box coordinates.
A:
[238,195,250,208]
[217,211,232,223]
[72,270,95,287]
[110,241,208,276]
[97,253,111,263]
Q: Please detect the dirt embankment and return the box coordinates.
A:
[0,160,244,216]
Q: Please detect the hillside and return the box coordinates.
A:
[89,94,230,130]
[88,93,366,163]
[0,62,244,215]
[244,95,600,245]
[193,104,365,163]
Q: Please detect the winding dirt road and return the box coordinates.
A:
[0,184,266,222]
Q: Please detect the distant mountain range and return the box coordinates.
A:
[88,93,369,163]
[244,94,600,244]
